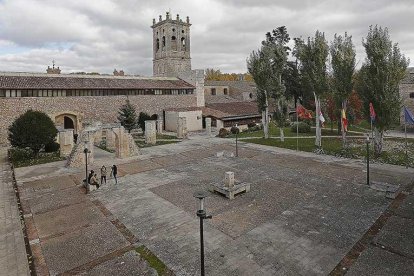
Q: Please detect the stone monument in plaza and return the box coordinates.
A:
[211,171,251,200]
[145,120,157,144]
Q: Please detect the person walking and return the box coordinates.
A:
[111,164,118,184]
[100,165,107,185]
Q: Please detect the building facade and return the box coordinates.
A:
[400,68,414,124]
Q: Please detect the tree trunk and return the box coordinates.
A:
[280,128,284,142]
[262,110,269,139]
[314,94,321,148]
[374,127,383,156]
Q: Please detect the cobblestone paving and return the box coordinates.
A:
[92,139,414,275]
[0,148,30,276]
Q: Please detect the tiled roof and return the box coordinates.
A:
[204,95,241,104]
[203,101,260,119]
[164,107,202,112]
[0,73,195,89]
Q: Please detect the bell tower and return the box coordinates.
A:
[152,12,192,77]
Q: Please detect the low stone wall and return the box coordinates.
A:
[0,95,197,145]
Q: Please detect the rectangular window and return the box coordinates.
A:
[211,88,216,95]
[0,90,5,97]
[224,88,228,95]
[21,90,28,97]
[53,90,58,97]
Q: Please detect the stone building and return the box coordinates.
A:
[0,73,200,144]
[152,12,191,77]
[204,80,257,104]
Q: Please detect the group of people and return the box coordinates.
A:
[87,164,118,189]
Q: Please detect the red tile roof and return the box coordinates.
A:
[0,74,195,89]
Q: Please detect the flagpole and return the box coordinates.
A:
[296,99,299,151]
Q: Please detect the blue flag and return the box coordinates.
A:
[404,106,414,125]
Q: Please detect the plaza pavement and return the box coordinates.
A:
[0,147,30,276]
[12,133,414,275]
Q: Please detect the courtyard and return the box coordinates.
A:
[13,135,414,275]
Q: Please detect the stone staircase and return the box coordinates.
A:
[65,131,84,167]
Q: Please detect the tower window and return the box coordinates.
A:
[162,36,166,47]
[171,36,176,41]
[156,38,160,50]
[181,37,186,48]
[182,30,184,33]
[410,92,414,98]
[172,28,175,32]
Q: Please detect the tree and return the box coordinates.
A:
[138,112,151,131]
[205,68,222,80]
[330,32,356,147]
[118,100,138,133]
[8,110,58,155]
[294,31,329,148]
[358,25,409,155]
[247,27,289,138]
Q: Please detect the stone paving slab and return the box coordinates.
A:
[41,220,130,275]
[374,216,414,258]
[119,159,162,175]
[0,148,30,276]
[27,186,87,215]
[19,174,77,197]
[33,201,107,239]
[347,245,414,276]
[75,250,156,276]
[394,194,414,219]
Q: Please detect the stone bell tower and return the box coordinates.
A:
[152,12,192,77]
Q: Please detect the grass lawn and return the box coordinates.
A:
[9,151,65,168]
[242,136,414,167]
[227,123,364,139]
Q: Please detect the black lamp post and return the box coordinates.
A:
[194,191,212,276]
[84,144,90,194]
[366,135,370,186]
[235,124,239,157]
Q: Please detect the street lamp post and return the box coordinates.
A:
[84,144,90,194]
[366,135,370,186]
[194,191,212,276]
[235,124,239,157]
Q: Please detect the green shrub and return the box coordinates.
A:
[9,147,34,162]
[230,126,240,134]
[44,141,60,152]
[291,122,311,133]
[8,110,58,155]
[247,122,257,128]
[218,128,230,138]
[138,112,152,131]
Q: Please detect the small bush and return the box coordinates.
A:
[247,122,257,128]
[291,122,311,133]
[230,126,240,134]
[9,147,34,162]
[218,128,230,138]
[44,141,60,152]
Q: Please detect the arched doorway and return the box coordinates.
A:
[64,116,74,129]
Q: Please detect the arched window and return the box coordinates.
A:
[162,36,166,47]
[181,37,186,48]
[156,39,160,50]
[410,92,414,98]
[171,36,176,41]
[171,36,177,51]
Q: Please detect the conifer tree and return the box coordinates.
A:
[118,99,137,133]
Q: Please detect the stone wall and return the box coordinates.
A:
[0,95,197,145]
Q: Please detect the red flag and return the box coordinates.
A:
[296,104,312,119]
[369,102,376,122]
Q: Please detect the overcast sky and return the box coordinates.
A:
[0,0,412,76]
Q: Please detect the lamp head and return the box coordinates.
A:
[193,191,208,212]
